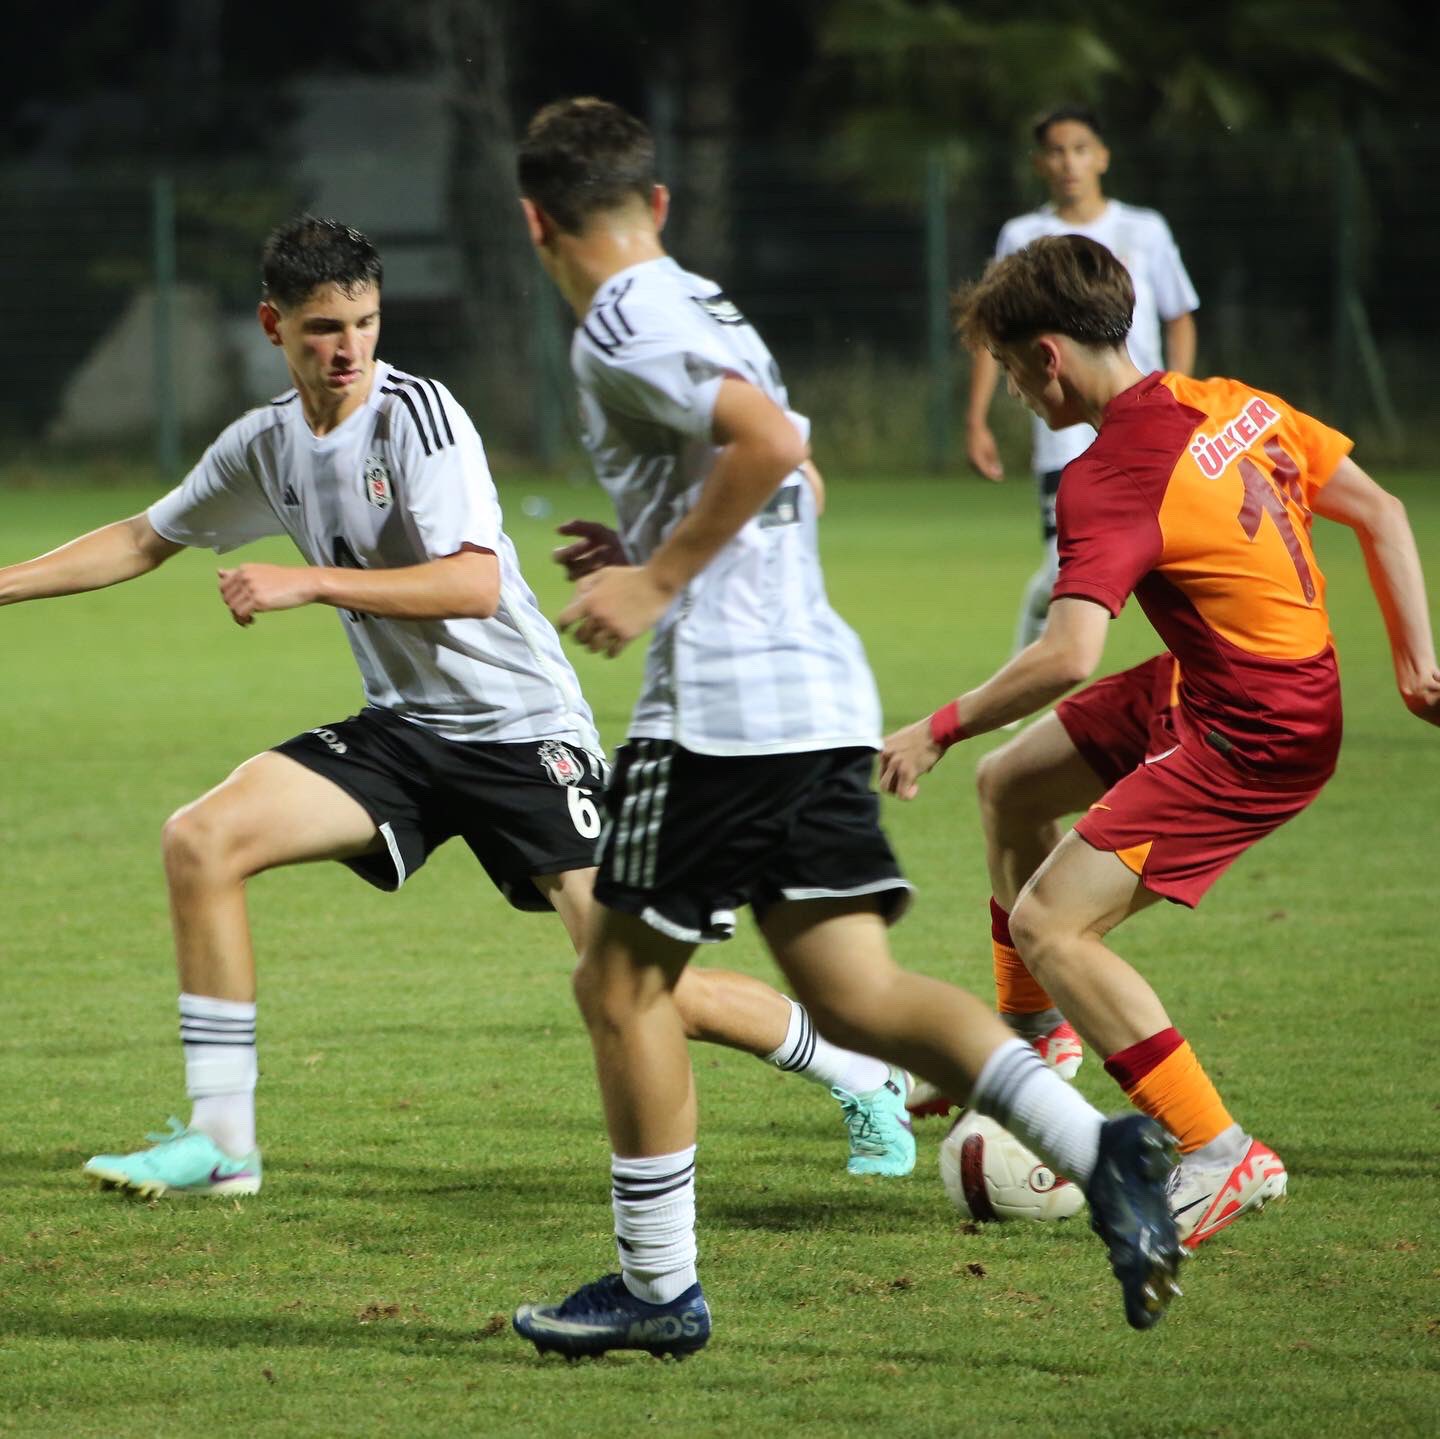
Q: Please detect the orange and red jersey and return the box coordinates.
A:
[1052,372,1354,782]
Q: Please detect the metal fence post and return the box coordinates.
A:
[925,148,952,473]
[152,173,180,481]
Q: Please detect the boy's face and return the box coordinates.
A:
[993,337,1073,430]
[259,282,380,403]
[1034,120,1110,206]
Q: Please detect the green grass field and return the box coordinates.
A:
[1,471,1437,1437]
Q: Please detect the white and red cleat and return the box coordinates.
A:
[1167,1137,1287,1248]
[1032,1019,1083,1080]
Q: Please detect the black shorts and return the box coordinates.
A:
[593,740,912,943]
[1038,468,1063,543]
[273,707,606,909]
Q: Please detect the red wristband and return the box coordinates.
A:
[928,700,967,751]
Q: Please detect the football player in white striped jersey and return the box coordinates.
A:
[0,217,913,1198]
[511,98,1181,1358]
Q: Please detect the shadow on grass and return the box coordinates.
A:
[0,1302,525,1362]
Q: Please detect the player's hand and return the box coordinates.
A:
[965,424,1005,483]
[878,718,945,800]
[217,564,318,626]
[1400,665,1440,727]
[553,519,625,581]
[557,565,673,658]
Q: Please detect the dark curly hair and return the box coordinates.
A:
[261,216,383,309]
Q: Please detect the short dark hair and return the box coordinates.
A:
[1032,104,1105,147]
[261,216,383,309]
[517,97,655,234]
[954,235,1133,351]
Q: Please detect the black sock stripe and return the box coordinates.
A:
[612,1163,695,1193]
[777,1007,815,1072]
[613,1176,694,1203]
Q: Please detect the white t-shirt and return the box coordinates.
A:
[995,200,1200,473]
[148,361,598,750]
[572,256,882,757]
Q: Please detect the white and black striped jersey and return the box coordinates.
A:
[148,360,598,751]
[573,257,882,757]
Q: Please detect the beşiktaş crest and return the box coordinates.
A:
[538,740,584,787]
[362,454,393,510]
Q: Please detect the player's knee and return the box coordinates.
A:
[667,968,712,1043]
[570,950,653,1035]
[161,800,249,884]
[1007,893,1062,978]
[976,747,1031,831]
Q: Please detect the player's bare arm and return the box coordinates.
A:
[1312,457,1440,725]
[558,377,807,657]
[879,596,1110,799]
[0,512,182,605]
[1164,312,1197,376]
[217,548,499,627]
[964,347,1005,482]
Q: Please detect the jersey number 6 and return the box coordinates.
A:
[566,787,602,839]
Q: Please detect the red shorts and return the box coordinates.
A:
[1056,655,1328,907]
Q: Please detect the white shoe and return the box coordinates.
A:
[1166,1137,1286,1247]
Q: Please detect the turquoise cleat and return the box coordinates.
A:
[83,1118,262,1198]
[834,1067,916,1177]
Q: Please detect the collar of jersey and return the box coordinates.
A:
[589,256,680,313]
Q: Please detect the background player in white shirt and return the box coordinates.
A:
[510,97,1184,1359]
[0,217,911,1197]
[965,106,1199,653]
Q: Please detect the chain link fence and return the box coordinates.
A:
[2,126,1433,480]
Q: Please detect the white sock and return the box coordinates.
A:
[1186,1123,1247,1168]
[180,992,258,1158]
[612,1147,698,1304]
[765,997,889,1095]
[971,1037,1101,1186]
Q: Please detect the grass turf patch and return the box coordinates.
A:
[0,470,1436,1436]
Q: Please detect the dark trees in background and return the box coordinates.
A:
[431,0,543,452]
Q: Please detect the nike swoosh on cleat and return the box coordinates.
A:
[1171,1193,1213,1217]
[209,1166,255,1184]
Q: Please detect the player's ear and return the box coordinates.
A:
[651,184,670,234]
[1095,142,1111,179]
[257,300,283,347]
[520,197,549,248]
[1037,336,1062,379]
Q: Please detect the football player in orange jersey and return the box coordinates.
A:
[881,233,1440,1247]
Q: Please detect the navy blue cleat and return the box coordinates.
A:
[513,1273,711,1360]
[1086,1114,1185,1330]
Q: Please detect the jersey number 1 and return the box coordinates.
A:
[1236,441,1316,603]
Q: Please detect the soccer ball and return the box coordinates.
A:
[939,1111,1085,1222]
